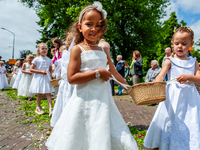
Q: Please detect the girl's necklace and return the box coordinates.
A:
[82,42,98,47]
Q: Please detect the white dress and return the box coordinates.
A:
[51,50,74,127]
[144,57,200,150]
[29,56,55,94]
[9,67,18,87]
[0,66,9,89]
[18,63,35,97]
[46,46,138,150]
[12,67,22,89]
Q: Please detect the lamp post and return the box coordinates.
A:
[1,27,15,59]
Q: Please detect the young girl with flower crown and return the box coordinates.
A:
[29,43,55,116]
[144,26,200,150]
[18,54,35,100]
[46,2,138,150]
[0,61,9,90]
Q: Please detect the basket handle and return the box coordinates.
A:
[110,74,131,91]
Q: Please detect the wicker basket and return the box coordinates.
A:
[6,73,12,77]
[127,82,167,105]
[50,78,62,87]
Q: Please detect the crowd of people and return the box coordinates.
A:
[0,1,200,150]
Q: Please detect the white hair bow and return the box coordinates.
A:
[78,1,107,23]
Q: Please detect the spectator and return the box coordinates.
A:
[130,50,143,85]
[116,55,124,96]
[145,60,161,82]
[162,47,172,81]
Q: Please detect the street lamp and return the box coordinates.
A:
[1,27,15,59]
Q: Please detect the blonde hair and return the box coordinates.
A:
[15,60,21,67]
[26,54,34,61]
[59,45,69,53]
[36,43,48,57]
[171,26,194,57]
[0,61,4,65]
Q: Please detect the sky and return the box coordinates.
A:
[0,0,200,62]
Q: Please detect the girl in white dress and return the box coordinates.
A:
[51,40,74,127]
[12,58,25,89]
[0,61,9,90]
[46,2,138,150]
[144,26,200,150]
[9,61,20,87]
[18,54,35,99]
[29,43,54,117]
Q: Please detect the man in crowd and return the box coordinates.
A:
[116,55,124,96]
[145,60,161,82]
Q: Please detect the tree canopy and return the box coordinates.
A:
[19,50,33,59]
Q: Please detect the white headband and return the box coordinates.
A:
[78,1,107,23]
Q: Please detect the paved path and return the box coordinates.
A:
[0,90,157,149]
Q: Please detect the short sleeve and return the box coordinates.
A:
[32,57,38,66]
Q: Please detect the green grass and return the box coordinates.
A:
[5,87,54,126]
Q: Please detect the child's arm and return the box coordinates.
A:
[176,61,200,84]
[13,67,18,74]
[21,64,32,75]
[67,46,112,84]
[30,64,47,75]
[104,48,128,87]
[155,59,171,82]
[49,65,53,76]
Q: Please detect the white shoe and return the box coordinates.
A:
[49,108,53,117]
[35,107,45,115]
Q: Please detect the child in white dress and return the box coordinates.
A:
[144,26,200,150]
[12,58,25,89]
[18,54,35,100]
[29,43,55,116]
[10,61,20,87]
[0,61,9,90]
[46,2,138,150]
[51,39,74,127]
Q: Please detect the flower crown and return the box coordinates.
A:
[78,1,107,23]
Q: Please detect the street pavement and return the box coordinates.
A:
[0,90,157,150]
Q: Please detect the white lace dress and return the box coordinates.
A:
[0,66,8,89]
[51,50,74,127]
[46,46,138,150]
[18,63,35,97]
[144,57,200,150]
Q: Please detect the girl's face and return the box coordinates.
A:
[173,32,194,59]
[78,10,102,44]
[39,45,48,57]
[53,42,58,48]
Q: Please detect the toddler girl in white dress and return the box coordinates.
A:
[144,26,200,150]
[18,54,35,100]
[29,43,55,116]
[9,61,19,87]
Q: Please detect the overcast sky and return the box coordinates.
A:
[0,0,200,62]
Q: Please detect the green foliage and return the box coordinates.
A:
[19,50,33,59]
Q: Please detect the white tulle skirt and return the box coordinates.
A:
[29,73,54,94]
[50,79,74,127]
[18,73,35,97]
[12,70,22,89]
[9,73,17,87]
[46,79,138,150]
[0,73,9,89]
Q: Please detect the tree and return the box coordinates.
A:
[20,0,170,64]
[19,50,33,58]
